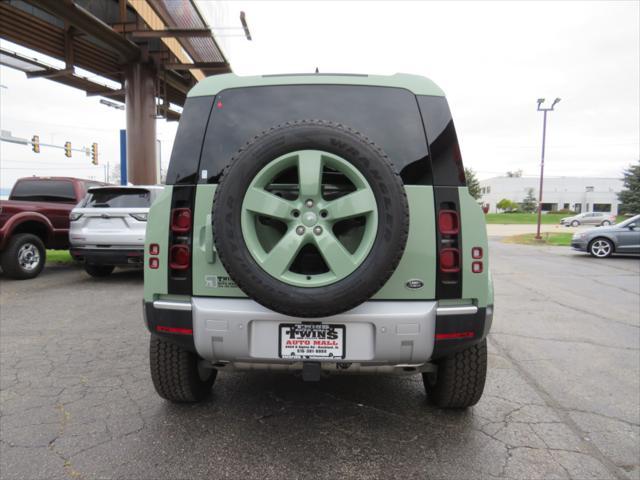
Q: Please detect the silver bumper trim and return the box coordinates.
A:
[436,305,478,316]
[153,300,192,311]
[191,297,438,367]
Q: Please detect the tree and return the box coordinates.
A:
[465,168,481,200]
[497,198,516,212]
[618,162,640,214]
[521,188,537,213]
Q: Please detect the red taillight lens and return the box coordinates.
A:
[149,257,159,269]
[472,261,483,274]
[171,208,192,233]
[149,243,160,256]
[169,244,190,270]
[472,247,483,259]
[438,210,460,235]
[440,248,460,272]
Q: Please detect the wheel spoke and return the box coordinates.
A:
[324,189,376,220]
[298,151,323,198]
[260,228,305,275]
[244,187,295,221]
[314,232,357,277]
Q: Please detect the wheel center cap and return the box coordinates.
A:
[302,211,318,227]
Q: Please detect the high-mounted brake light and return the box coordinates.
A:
[438,210,460,235]
[169,244,190,270]
[440,248,460,273]
[171,208,192,233]
[149,243,160,255]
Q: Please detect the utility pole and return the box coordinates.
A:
[535,97,561,240]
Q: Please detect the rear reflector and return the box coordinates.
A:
[171,208,192,233]
[472,261,483,274]
[436,331,475,340]
[438,210,460,235]
[149,243,160,255]
[440,248,460,273]
[156,326,193,335]
[149,257,159,269]
[169,244,190,270]
[471,247,483,259]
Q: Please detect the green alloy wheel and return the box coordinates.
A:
[212,120,409,318]
[241,150,378,287]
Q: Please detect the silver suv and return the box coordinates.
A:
[561,211,616,227]
[70,185,163,277]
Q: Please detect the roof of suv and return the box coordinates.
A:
[188,73,445,98]
[87,185,163,191]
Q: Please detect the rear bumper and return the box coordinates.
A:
[144,298,492,371]
[71,247,143,266]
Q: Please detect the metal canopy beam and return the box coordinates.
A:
[131,28,213,38]
[163,62,229,70]
[25,0,140,62]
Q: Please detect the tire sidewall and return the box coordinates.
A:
[2,234,46,280]
[589,238,613,258]
[213,122,409,317]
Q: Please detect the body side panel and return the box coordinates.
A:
[143,186,173,302]
[459,187,491,307]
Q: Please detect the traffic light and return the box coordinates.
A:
[31,135,40,153]
[64,141,71,158]
[91,143,98,165]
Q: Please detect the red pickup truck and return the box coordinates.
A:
[0,177,106,279]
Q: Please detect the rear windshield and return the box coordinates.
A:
[167,84,432,185]
[82,188,151,208]
[10,179,76,203]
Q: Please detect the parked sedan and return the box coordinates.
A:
[561,211,617,227]
[69,185,164,277]
[571,214,640,258]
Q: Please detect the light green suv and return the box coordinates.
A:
[143,73,493,408]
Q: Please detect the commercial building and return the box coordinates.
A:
[479,176,624,214]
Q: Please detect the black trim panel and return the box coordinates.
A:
[431,307,491,359]
[144,301,196,353]
[434,186,462,299]
[167,186,195,295]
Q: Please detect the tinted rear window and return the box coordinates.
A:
[417,96,465,186]
[192,85,432,185]
[10,180,76,203]
[83,189,151,208]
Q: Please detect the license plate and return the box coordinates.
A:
[279,323,345,360]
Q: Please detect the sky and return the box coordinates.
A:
[1,0,638,193]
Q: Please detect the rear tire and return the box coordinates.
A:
[149,335,217,403]
[84,264,115,277]
[601,220,611,226]
[571,220,580,227]
[0,234,46,280]
[423,340,488,408]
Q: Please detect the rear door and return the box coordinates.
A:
[73,188,151,247]
[191,84,437,300]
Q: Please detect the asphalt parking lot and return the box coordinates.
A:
[1,241,638,480]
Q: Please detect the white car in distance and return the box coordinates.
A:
[69,185,164,277]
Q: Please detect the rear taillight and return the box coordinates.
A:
[149,244,160,256]
[169,245,190,270]
[171,208,192,233]
[438,210,460,235]
[149,257,159,269]
[440,248,461,272]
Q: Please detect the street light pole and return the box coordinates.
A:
[535,97,561,240]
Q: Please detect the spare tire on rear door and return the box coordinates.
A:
[212,120,409,318]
